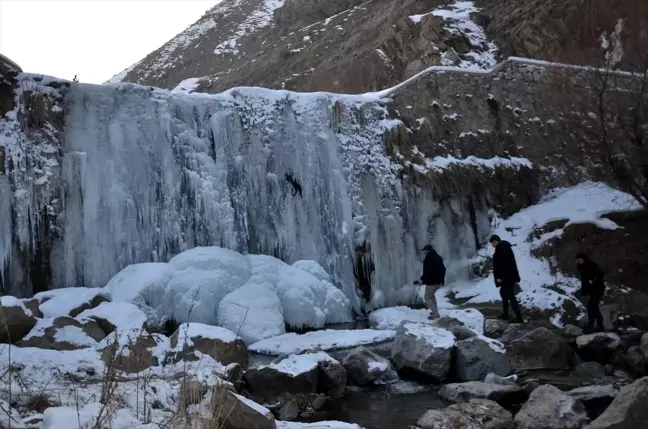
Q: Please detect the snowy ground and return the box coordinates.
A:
[446,182,642,325]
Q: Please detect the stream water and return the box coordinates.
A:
[302,382,445,429]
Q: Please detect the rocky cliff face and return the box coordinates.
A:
[109,0,500,93]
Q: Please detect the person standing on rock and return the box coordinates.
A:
[490,235,524,323]
[576,252,605,333]
[414,245,446,320]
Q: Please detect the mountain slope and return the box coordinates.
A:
[108,0,501,93]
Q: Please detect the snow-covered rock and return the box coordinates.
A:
[168,322,248,367]
[439,381,525,405]
[99,330,170,373]
[342,346,398,386]
[0,296,37,344]
[514,384,588,429]
[455,336,511,381]
[249,329,395,355]
[76,301,147,336]
[391,322,455,380]
[369,306,484,334]
[106,247,352,343]
[18,316,105,350]
[216,391,276,429]
[585,376,648,429]
[417,399,513,429]
[244,352,341,402]
[36,287,110,318]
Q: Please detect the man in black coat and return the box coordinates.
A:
[576,252,605,333]
[415,245,446,320]
[490,235,523,323]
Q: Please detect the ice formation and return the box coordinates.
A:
[1,73,496,311]
[105,246,353,342]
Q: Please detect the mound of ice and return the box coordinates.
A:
[105,247,353,342]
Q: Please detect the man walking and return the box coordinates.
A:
[416,245,446,320]
[490,235,523,323]
[576,252,605,333]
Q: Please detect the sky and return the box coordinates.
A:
[0,0,219,84]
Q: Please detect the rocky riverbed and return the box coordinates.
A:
[1,286,648,429]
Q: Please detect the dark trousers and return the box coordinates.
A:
[587,293,604,329]
[500,282,522,321]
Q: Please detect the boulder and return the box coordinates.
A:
[0,297,38,344]
[317,359,347,397]
[212,390,276,429]
[585,376,648,429]
[278,400,299,421]
[500,322,557,343]
[484,373,518,387]
[455,337,511,381]
[624,346,645,376]
[506,327,573,370]
[568,385,618,419]
[18,316,105,350]
[514,384,589,429]
[20,298,43,318]
[342,346,398,386]
[417,399,513,429]
[100,330,168,373]
[574,361,608,379]
[168,323,248,368]
[244,352,335,403]
[431,316,477,340]
[563,324,584,338]
[391,322,455,381]
[484,319,509,339]
[438,382,525,406]
[641,333,648,362]
[576,333,623,364]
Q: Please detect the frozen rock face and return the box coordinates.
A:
[1,75,498,310]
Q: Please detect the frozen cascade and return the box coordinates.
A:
[1,76,492,309]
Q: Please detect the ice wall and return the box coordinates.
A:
[1,75,493,308]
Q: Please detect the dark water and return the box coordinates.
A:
[303,382,445,429]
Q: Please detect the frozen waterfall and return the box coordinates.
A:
[0,75,492,308]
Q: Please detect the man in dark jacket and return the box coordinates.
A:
[576,252,605,333]
[490,235,523,323]
[415,245,446,320]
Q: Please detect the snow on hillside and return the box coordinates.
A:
[213,0,286,55]
[449,181,642,324]
[409,0,498,69]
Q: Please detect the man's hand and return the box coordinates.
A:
[496,279,502,284]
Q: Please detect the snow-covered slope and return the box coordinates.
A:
[109,0,502,93]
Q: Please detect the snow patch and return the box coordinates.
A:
[450,182,641,322]
[172,77,204,93]
[249,329,395,355]
[401,322,456,348]
[37,287,110,318]
[267,352,337,376]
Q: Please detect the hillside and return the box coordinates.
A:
[107,0,648,94]
[107,0,500,93]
